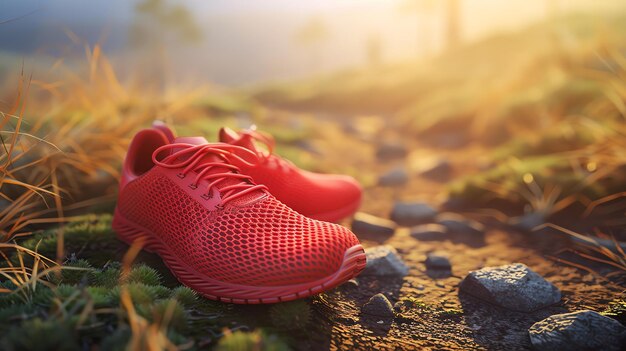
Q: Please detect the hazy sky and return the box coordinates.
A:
[0,0,618,86]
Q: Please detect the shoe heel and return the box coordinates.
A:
[112,208,157,253]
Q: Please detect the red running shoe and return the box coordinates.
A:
[153,122,362,222]
[219,127,362,222]
[112,127,366,304]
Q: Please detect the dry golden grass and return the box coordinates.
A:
[1,44,210,263]
[117,238,192,351]
[541,222,626,277]
[0,242,59,303]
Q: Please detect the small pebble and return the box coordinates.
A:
[351,212,396,237]
[361,293,395,318]
[425,253,451,270]
[410,224,447,241]
[391,202,437,226]
[378,167,408,186]
[363,245,409,277]
[436,213,484,234]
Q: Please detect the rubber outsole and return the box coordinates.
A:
[112,208,367,304]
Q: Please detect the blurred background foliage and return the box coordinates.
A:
[1,0,626,349]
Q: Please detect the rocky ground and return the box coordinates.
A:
[4,108,624,351]
[250,109,626,350]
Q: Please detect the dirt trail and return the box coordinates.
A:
[259,111,624,350]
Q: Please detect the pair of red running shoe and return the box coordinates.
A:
[112,122,366,304]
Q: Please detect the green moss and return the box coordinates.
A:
[0,304,39,325]
[0,318,80,351]
[86,286,111,308]
[19,215,117,264]
[100,324,190,351]
[91,264,121,288]
[216,330,290,351]
[170,286,198,308]
[0,281,22,307]
[99,327,131,351]
[106,283,171,306]
[125,264,162,286]
[601,299,626,324]
[395,297,463,318]
[269,300,312,330]
[438,308,463,317]
[138,298,188,332]
[52,259,94,285]
[30,286,55,306]
[54,284,81,300]
[403,297,430,310]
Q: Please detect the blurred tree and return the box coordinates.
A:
[130,0,202,90]
[401,0,461,54]
[445,0,461,49]
[366,34,383,68]
[295,17,329,71]
[399,0,437,57]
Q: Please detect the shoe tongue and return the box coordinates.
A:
[219,128,257,152]
[171,136,265,206]
[174,136,209,145]
[234,134,257,151]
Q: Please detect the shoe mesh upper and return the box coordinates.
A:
[118,170,359,287]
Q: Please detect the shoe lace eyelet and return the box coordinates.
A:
[201,193,213,200]
[189,184,198,190]
[177,173,186,179]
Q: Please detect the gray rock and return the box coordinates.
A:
[431,132,468,149]
[351,212,396,237]
[459,263,561,312]
[425,253,451,270]
[425,253,452,278]
[410,223,447,241]
[376,142,407,160]
[341,279,359,290]
[437,213,484,234]
[529,310,626,351]
[420,159,452,180]
[363,245,409,277]
[362,293,394,318]
[378,167,408,186]
[441,196,467,211]
[391,202,437,226]
[509,212,546,232]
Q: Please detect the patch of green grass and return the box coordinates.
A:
[601,299,626,324]
[19,214,118,265]
[194,93,258,116]
[216,330,290,351]
[404,297,430,310]
[396,297,464,318]
[0,318,79,351]
[170,286,199,308]
[269,300,312,331]
[447,154,607,209]
[1,213,292,349]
